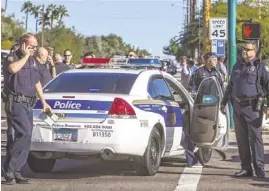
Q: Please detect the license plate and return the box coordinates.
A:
[53,129,77,142]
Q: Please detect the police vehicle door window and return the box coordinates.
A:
[195,78,219,104]
[149,77,174,101]
[148,80,158,98]
[165,78,186,102]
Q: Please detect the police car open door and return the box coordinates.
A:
[190,76,229,150]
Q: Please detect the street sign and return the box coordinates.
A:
[211,40,225,57]
[242,22,261,40]
[209,18,227,40]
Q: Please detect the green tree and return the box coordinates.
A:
[46,4,59,29]
[1,9,25,42]
[21,1,33,31]
[30,5,41,33]
[163,38,185,57]
[36,26,84,64]
[83,34,150,58]
[57,5,69,27]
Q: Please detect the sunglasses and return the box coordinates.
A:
[64,54,72,57]
[242,47,254,52]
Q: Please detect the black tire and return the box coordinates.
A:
[196,147,212,164]
[27,154,56,173]
[135,127,162,176]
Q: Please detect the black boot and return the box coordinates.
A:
[234,169,253,178]
[2,167,15,185]
[14,172,31,184]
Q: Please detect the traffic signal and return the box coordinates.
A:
[242,23,261,40]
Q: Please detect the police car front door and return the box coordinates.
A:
[191,76,229,150]
[148,76,178,151]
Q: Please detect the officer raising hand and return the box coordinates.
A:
[2,33,51,185]
[221,41,269,179]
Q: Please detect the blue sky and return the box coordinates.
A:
[2,0,196,56]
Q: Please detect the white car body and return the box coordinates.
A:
[30,67,230,175]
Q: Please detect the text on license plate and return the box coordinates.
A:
[53,129,77,142]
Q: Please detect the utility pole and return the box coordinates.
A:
[41,4,45,47]
[202,0,211,54]
[228,0,237,129]
[186,0,189,23]
[5,0,8,12]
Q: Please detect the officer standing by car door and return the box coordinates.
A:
[221,41,268,178]
[2,33,52,185]
[188,52,227,161]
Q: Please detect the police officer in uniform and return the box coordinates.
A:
[221,41,267,178]
[2,33,52,185]
[188,52,226,160]
[188,52,224,91]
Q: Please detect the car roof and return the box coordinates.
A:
[63,68,161,75]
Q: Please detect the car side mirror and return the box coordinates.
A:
[202,95,218,104]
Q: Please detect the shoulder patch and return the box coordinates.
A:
[7,56,14,62]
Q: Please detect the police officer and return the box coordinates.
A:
[221,41,268,178]
[188,52,224,92]
[2,33,52,185]
[188,52,226,160]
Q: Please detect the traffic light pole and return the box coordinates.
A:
[228,0,236,129]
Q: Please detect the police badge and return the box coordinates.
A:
[7,56,14,62]
[249,65,255,71]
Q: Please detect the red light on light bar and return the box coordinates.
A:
[81,58,111,65]
[62,96,75,98]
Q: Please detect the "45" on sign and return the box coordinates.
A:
[209,18,227,40]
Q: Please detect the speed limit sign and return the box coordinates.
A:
[209,18,227,40]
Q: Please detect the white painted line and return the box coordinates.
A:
[1,120,6,122]
[174,166,203,191]
[228,146,238,149]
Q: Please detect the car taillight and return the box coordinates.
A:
[108,98,136,118]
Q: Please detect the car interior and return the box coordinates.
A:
[165,78,191,133]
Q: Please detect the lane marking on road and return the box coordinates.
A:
[173,166,203,191]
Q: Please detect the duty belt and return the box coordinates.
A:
[233,96,257,103]
[10,94,36,104]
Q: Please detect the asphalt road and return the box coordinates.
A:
[1,121,269,191]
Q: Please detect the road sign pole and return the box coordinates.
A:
[228,0,236,129]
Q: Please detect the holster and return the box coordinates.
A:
[5,95,13,114]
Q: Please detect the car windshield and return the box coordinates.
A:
[44,72,138,94]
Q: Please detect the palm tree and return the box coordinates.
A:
[21,1,33,31]
[57,5,69,26]
[30,5,41,33]
[46,4,59,29]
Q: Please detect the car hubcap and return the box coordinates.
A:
[150,138,158,166]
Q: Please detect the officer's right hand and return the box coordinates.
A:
[220,105,226,114]
[22,43,33,56]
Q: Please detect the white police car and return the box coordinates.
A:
[28,59,230,176]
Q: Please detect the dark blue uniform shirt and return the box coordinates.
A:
[38,61,53,87]
[188,65,224,92]
[55,62,70,75]
[3,52,40,97]
[222,59,269,106]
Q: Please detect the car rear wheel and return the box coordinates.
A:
[196,147,212,164]
[27,153,56,173]
[134,127,162,176]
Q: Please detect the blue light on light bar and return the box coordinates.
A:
[127,58,162,68]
